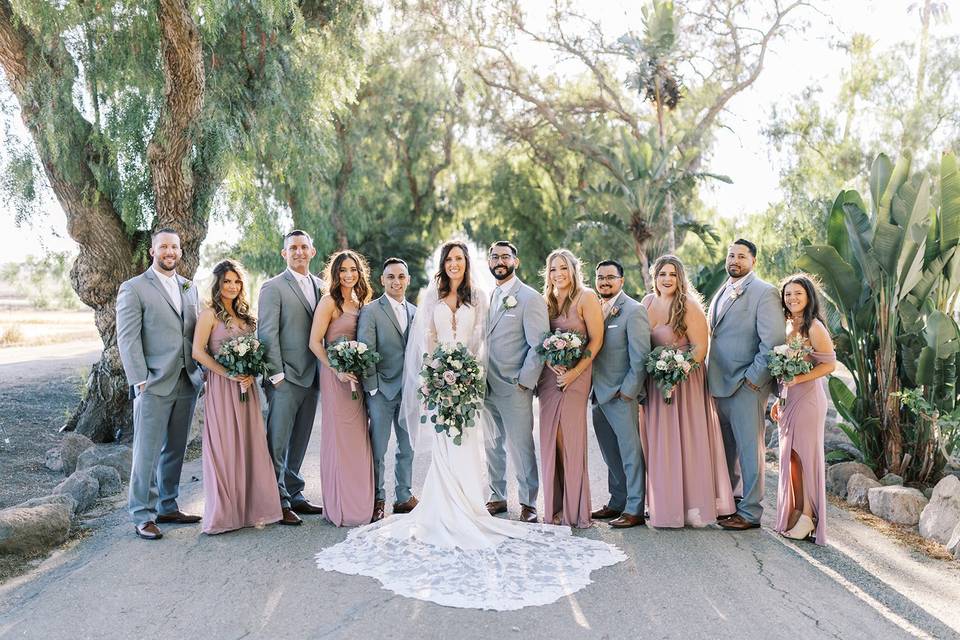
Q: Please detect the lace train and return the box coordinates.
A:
[315,517,626,610]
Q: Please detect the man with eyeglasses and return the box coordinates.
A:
[482,241,549,524]
[590,259,651,528]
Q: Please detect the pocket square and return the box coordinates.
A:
[606,324,618,328]
[505,313,517,318]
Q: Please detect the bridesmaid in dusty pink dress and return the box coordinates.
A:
[192,259,282,534]
[771,274,836,544]
[309,250,375,527]
[537,249,604,528]
[640,255,735,528]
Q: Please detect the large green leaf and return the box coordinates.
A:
[828,190,864,277]
[797,246,861,311]
[828,375,857,427]
[916,311,960,386]
[869,153,893,219]
[842,198,880,286]
[940,152,960,249]
[878,153,911,224]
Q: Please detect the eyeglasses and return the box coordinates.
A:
[596,275,622,282]
[488,254,514,263]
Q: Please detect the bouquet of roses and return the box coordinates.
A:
[536,329,590,369]
[214,334,270,402]
[418,343,486,446]
[767,335,814,407]
[328,339,381,400]
[644,345,699,404]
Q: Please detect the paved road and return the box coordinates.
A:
[1,377,958,639]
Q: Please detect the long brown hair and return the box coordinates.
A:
[323,250,372,313]
[651,254,702,339]
[780,273,826,338]
[210,259,257,329]
[435,241,475,307]
[542,248,585,319]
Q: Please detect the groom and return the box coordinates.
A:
[259,230,325,526]
[357,257,418,522]
[117,228,204,540]
[708,239,785,530]
[483,241,549,524]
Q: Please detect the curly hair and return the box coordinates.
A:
[780,273,826,337]
[542,248,585,319]
[651,254,701,339]
[210,259,257,329]
[323,250,372,312]
[435,241,475,307]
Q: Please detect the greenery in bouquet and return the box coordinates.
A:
[214,334,269,402]
[644,345,698,404]
[536,329,590,369]
[418,343,486,446]
[328,339,381,400]
[767,335,814,407]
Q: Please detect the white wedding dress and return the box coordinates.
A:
[315,296,625,610]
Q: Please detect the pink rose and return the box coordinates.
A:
[554,339,567,350]
[443,370,457,385]
[543,339,552,349]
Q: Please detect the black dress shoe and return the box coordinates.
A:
[135,521,163,540]
[291,501,323,515]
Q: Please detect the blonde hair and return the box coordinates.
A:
[542,248,586,319]
[651,254,702,339]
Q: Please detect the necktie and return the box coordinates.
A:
[166,276,182,315]
[299,276,316,308]
[490,287,502,320]
[602,299,612,320]
[394,301,407,333]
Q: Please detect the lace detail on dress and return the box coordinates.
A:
[315,520,625,610]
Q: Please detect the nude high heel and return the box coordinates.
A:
[783,514,815,540]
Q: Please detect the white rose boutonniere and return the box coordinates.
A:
[609,305,621,318]
[728,286,742,301]
[503,295,518,310]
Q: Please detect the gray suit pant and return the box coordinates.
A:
[592,397,645,515]
[128,370,199,525]
[367,391,414,504]
[483,387,539,507]
[715,384,767,523]
[266,379,319,508]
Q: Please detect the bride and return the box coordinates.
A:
[315,241,625,610]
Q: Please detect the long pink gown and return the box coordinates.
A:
[775,348,836,545]
[319,309,374,527]
[640,321,736,528]
[537,298,592,528]
[202,320,283,534]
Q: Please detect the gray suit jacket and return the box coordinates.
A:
[257,270,323,388]
[706,273,786,398]
[116,268,203,397]
[357,295,416,401]
[485,277,549,396]
[592,292,651,404]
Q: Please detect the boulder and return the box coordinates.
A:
[60,433,95,475]
[827,462,877,498]
[16,493,77,514]
[53,470,100,514]
[44,447,63,472]
[868,486,928,525]
[76,444,132,482]
[880,473,904,486]
[0,503,72,555]
[918,475,960,545]
[947,522,960,559]
[85,465,122,497]
[846,473,881,508]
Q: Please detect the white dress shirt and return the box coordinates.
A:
[153,266,182,315]
[288,268,317,308]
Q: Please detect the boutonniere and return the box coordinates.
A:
[728,286,742,301]
[502,295,518,310]
[181,280,192,293]
[609,305,621,317]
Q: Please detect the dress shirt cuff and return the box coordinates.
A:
[269,372,285,385]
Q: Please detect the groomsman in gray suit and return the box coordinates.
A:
[707,239,786,530]
[358,257,419,522]
[117,228,204,540]
[483,241,549,524]
[258,230,325,526]
[590,260,651,528]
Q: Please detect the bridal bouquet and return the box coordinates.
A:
[214,334,269,402]
[536,329,590,369]
[328,339,381,400]
[418,343,485,446]
[645,346,699,404]
[767,335,814,407]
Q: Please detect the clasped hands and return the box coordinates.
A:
[548,364,581,389]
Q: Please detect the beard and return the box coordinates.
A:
[597,289,617,299]
[155,256,180,272]
[490,264,515,281]
[726,264,747,278]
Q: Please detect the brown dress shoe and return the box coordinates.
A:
[591,505,623,520]
[486,500,508,516]
[718,514,760,530]
[290,500,324,515]
[520,505,538,523]
[372,500,385,522]
[135,521,163,540]
[609,512,645,528]
[156,510,201,524]
[393,496,419,514]
[279,508,303,526]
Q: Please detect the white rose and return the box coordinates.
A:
[674,353,685,364]
[235,343,249,357]
[773,344,789,356]
[357,343,368,354]
[656,360,669,371]
[570,336,582,348]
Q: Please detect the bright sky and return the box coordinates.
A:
[0,0,954,262]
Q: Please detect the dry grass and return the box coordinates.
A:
[827,494,958,562]
[0,308,98,348]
